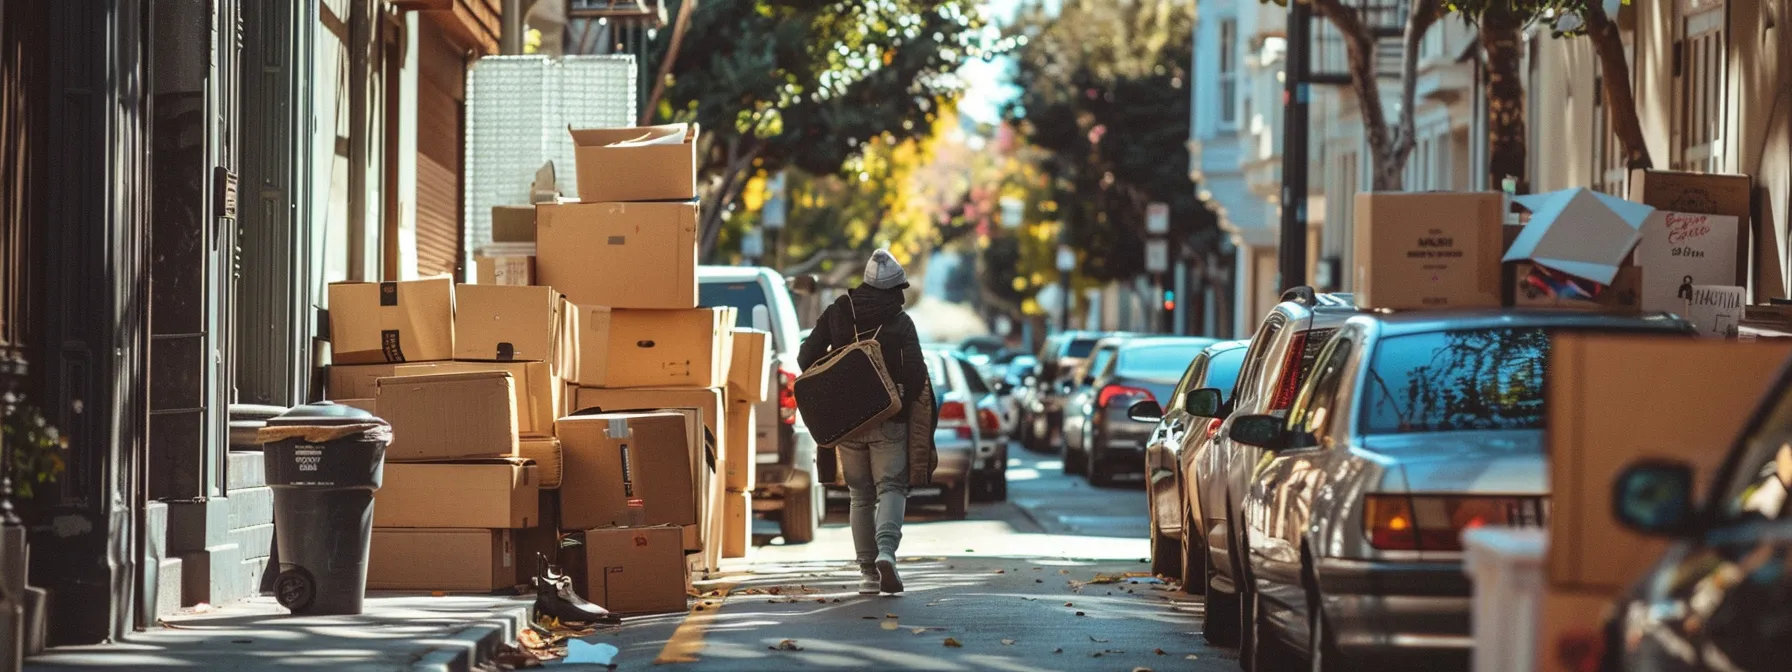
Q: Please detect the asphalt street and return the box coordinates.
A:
[577,448,1235,671]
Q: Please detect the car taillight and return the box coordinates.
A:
[1269,331,1309,411]
[977,408,1000,433]
[940,400,970,438]
[1097,384,1154,409]
[1365,494,1548,551]
[1204,417,1223,438]
[778,366,798,425]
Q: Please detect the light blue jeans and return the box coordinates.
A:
[835,420,909,568]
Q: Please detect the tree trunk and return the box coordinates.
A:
[640,0,698,125]
[1585,3,1652,170]
[696,139,762,260]
[1315,0,1440,191]
[1481,4,1526,192]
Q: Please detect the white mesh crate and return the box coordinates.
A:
[464,55,637,266]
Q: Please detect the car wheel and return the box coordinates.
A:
[1202,502,1241,647]
[1088,450,1113,486]
[943,477,971,520]
[1305,556,1348,672]
[1179,504,1206,593]
[1149,517,1179,578]
[1246,580,1302,672]
[1063,440,1086,476]
[778,470,818,544]
[971,470,1008,503]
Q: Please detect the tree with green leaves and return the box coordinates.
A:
[646,0,995,259]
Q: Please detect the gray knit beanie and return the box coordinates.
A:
[862,248,909,290]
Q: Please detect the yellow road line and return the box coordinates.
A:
[654,582,736,664]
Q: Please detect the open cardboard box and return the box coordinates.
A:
[1539,334,1791,671]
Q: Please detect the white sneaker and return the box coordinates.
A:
[858,568,880,595]
[876,552,903,594]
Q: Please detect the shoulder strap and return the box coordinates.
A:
[847,297,880,343]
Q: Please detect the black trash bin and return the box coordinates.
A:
[260,402,391,615]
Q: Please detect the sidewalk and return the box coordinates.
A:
[25,593,533,672]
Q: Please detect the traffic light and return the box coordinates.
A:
[1162,289,1175,312]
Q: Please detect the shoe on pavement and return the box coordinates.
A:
[858,567,880,595]
[876,552,903,594]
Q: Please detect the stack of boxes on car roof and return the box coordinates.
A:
[1353,169,1752,338]
[322,123,774,615]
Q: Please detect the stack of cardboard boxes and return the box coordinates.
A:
[319,123,772,615]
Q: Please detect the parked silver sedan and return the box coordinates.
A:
[1225,309,1693,670]
[1078,336,1218,486]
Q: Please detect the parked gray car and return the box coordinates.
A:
[1226,309,1694,671]
[1079,336,1218,486]
[1061,335,1132,476]
[1129,338,1250,581]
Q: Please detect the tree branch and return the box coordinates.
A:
[642,0,698,125]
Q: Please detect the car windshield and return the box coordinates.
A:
[698,280,767,329]
[1065,338,1098,358]
[1086,348,1117,381]
[1204,348,1246,392]
[1360,327,1550,434]
[1719,376,1792,522]
[1118,344,1205,379]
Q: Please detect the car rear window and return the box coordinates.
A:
[1065,338,1098,358]
[1361,327,1549,434]
[698,281,768,329]
[1118,344,1205,377]
[958,360,991,395]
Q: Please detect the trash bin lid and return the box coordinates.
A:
[265,401,385,427]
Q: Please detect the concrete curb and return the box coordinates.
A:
[411,601,534,672]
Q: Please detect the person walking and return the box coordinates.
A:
[797,249,933,595]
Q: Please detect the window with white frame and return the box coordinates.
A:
[1674,3,1726,173]
[1219,19,1238,128]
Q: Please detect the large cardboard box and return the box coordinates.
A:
[329,363,402,400]
[582,525,689,615]
[724,394,756,492]
[1509,262,1642,312]
[1353,192,1505,310]
[722,491,750,559]
[395,362,560,437]
[455,285,566,363]
[556,412,696,531]
[377,372,519,462]
[367,528,518,591]
[728,329,772,402]
[1628,169,1752,288]
[535,201,699,309]
[578,307,733,388]
[491,205,537,243]
[376,460,542,528]
[1633,210,1744,314]
[474,255,534,286]
[568,124,698,203]
[575,389,725,525]
[327,278,454,364]
[519,437,563,489]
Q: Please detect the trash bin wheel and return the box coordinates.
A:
[273,568,317,612]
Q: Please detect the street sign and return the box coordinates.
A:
[1145,240,1168,273]
[1000,197,1024,229]
[741,228,765,258]
[763,173,788,230]
[1056,245,1076,273]
[1146,202,1169,235]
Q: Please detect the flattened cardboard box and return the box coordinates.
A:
[1628,169,1751,288]
[519,437,563,489]
[376,460,541,528]
[1353,192,1504,310]
[728,329,772,402]
[454,285,566,363]
[556,412,695,531]
[368,528,516,592]
[568,124,699,203]
[328,278,454,364]
[377,372,519,462]
[578,307,734,388]
[535,201,698,309]
[723,491,750,559]
[396,361,560,437]
[583,525,689,615]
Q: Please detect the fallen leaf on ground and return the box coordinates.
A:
[1090,635,1109,643]
[1186,654,1199,660]
[1001,639,1016,646]
[1064,602,1074,607]
[1059,569,1071,575]
[1032,567,1042,571]
[814,598,827,604]
[1035,579,1043,583]
[943,637,963,648]
[771,639,804,652]
[1075,611,1087,616]
[886,613,898,619]
[1154,648,1166,655]
[861,616,878,620]
[1053,648,1064,654]
[1132,668,1154,672]
[911,628,928,634]
[881,621,900,631]
[1092,652,1105,658]
[994,569,1006,574]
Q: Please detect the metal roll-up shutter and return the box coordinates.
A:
[416,24,463,279]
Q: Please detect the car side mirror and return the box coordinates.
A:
[1127,400,1164,424]
[1228,414,1287,449]
[1185,388,1225,418]
[1613,460,1698,537]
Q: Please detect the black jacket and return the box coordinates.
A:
[797,287,927,420]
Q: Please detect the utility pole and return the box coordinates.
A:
[1277,0,1312,291]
